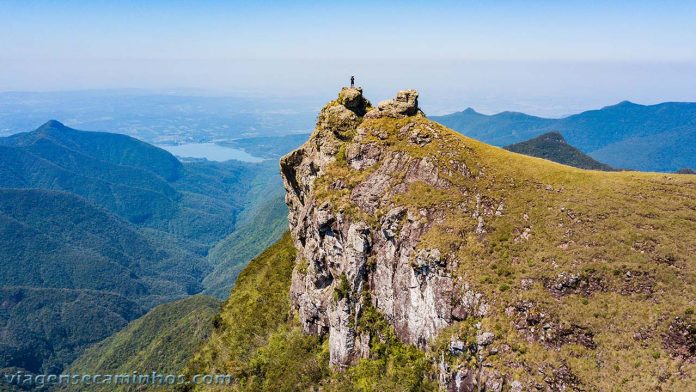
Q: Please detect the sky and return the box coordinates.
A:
[1,0,696,115]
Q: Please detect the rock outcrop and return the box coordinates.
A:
[281,88,493,382]
[278,87,696,391]
[365,89,423,119]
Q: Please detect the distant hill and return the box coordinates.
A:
[227,133,310,159]
[0,188,207,304]
[0,287,144,375]
[65,295,220,391]
[0,121,288,375]
[0,119,286,252]
[504,132,613,171]
[432,101,696,172]
[0,120,183,180]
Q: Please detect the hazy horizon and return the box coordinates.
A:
[2,1,696,116]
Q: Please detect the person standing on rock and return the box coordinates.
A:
[350,76,355,88]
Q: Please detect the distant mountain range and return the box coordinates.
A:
[432,101,696,172]
[0,121,287,375]
[504,132,613,171]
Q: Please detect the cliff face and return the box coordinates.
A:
[281,88,467,361]
[279,88,696,391]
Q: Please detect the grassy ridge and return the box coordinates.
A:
[314,114,696,390]
[65,296,220,392]
[194,109,696,390]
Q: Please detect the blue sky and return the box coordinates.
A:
[1,1,696,115]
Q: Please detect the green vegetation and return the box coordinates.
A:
[202,189,288,297]
[333,301,437,392]
[187,233,330,391]
[65,295,220,391]
[504,131,614,171]
[0,121,288,375]
[333,273,351,301]
[0,287,143,374]
[188,234,435,392]
[0,189,206,305]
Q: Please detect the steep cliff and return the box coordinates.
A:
[278,87,696,390]
[192,87,696,391]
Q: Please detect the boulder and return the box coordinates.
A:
[365,89,424,118]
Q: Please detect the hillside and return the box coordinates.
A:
[0,188,206,304]
[66,295,220,391]
[0,121,288,294]
[191,88,696,391]
[432,101,696,172]
[203,192,289,297]
[503,132,613,171]
[0,120,284,248]
[0,189,205,375]
[0,122,288,376]
[186,233,327,391]
[0,287,144,375]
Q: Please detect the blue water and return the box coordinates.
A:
[158,143,264,163]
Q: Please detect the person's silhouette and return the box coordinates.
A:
[350,76,355,88]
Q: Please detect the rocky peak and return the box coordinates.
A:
[337,87,370,116]
[280,87,488,375]
[277,86,696,391]
[366,89,424,119]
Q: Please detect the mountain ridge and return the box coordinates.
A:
[65,295,220,392]
[190,87,696,391]
[432,101,696,171]
[0,121,288,376]
[2,120,183,181]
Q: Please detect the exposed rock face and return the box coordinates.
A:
[277,87,696,391]
[365,89,423,119]
[280,88,489,371]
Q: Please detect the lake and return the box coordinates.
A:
[158,142,264,163]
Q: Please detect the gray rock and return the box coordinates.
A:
[449,339,466,356]
[337,87,370,116]
[477,331,495,347]
[510,380,523,392]
[280,87,487,368]
[365,89,424,119]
